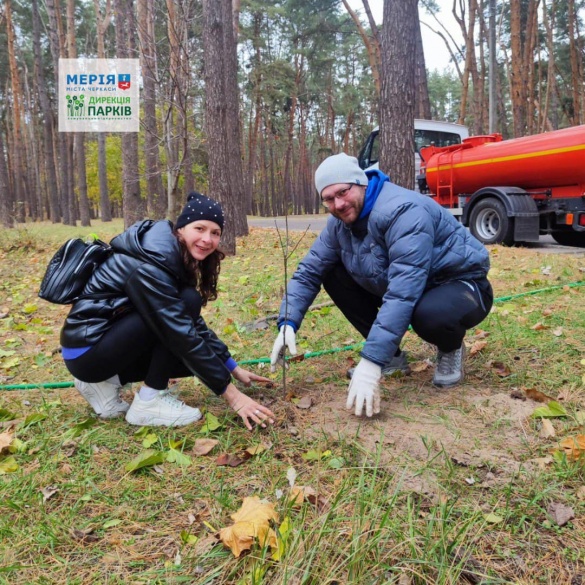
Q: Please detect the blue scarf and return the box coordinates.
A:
[358,169,390,220]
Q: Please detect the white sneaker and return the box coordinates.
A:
[74,378,130,419]
[125,389,202,427]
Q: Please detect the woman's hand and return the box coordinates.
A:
[231,366,272,387]
[222,383,275,431]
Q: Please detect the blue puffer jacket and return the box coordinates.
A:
[278,173,490,367]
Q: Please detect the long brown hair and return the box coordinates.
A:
[174,229,225,305]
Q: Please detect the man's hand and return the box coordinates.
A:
[346,358,382,417]
[270,324,297,372]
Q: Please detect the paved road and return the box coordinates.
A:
[248,215,585,255]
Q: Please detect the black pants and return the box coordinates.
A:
[322,264,493,353]
[64,288,202,390]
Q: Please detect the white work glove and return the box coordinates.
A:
[346,358,382,417]
[270,324,297,372]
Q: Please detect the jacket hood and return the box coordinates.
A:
[359,169,390,220]
[110,220,185,279]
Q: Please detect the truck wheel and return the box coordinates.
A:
[469,198,514,245]
[552,231,585,247]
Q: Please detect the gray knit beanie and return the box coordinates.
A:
[314,153,369,195]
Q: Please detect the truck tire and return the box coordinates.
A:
[551,231,585,247]
[469,198,514,245]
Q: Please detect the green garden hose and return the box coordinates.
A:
[1,280,584,391]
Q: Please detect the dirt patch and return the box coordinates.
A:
[284,372,543,489]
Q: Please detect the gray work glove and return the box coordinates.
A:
[346,358,382,417]
[270,324,297,372]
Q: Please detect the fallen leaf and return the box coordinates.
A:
[531,322,549,331]
[286,467,297,487]
[215,453,246,467]
[469,340,488,356]
[552,327,563,337]
[219,496,279,557]
[295,396,313,410]
[490,361,512,377]
[525,388,555,403]
[558,435,585,461]
[125,449,166,472]
[70,527,100,543]
[0,456,18,474]
[289,485,317,507]
[166,448,192,466]
[201,412,223,433]
[245,442,271,456]
[539,419,556,438]
[472,329,490,339]
[193,438,219,456]
[576,486,585,500]
[142,433,159,448]
[0,431,13,454]
[484,513,503,524]
[41,486,59,502]
[531,456,553,469]
[547,502,575,527]
[410,360,431,372]
[531,401,567,418]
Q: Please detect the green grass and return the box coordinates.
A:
[0,223,584,584]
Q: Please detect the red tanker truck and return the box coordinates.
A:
[417,124,585,247]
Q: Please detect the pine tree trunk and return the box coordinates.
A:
[6,0,26,222]
[32,0,61,223]
[202,0,247,254]
[92,0,113,221]
[67,0,91,227]
[221,0,248,237]
[0,125,15,228]
[46,0,75,225]
[379,0,417,189]
[115,0,145,227]
[414,7,431,119]
[137,0,166,217]
[567,0,582,124]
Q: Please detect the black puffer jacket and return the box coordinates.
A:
[60,220,232,394]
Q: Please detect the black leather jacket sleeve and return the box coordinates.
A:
[125,262,232,394]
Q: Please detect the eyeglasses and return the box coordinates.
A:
[321,184,353,208]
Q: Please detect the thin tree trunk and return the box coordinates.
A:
[567,0,582,124]
[342,0,381,96]
[93,0,113,221]
[115,0,144,227]
[5,0,26,222]
[46,0,75,225]
[414,7,431,119]
[33,0,61,223]
[137,0,166,217]
[67,0,91,226]
[0,124,14,228]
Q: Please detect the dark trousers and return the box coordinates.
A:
[322,264,493,353]
[64,288,202,390]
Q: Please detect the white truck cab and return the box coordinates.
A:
[357,119,469,190]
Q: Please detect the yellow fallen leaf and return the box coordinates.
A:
[558,435,585,461]
[245,442,271,456]
[289,485,317,507]
[219,496,279,557]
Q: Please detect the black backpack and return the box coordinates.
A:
[38,238,112,305]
